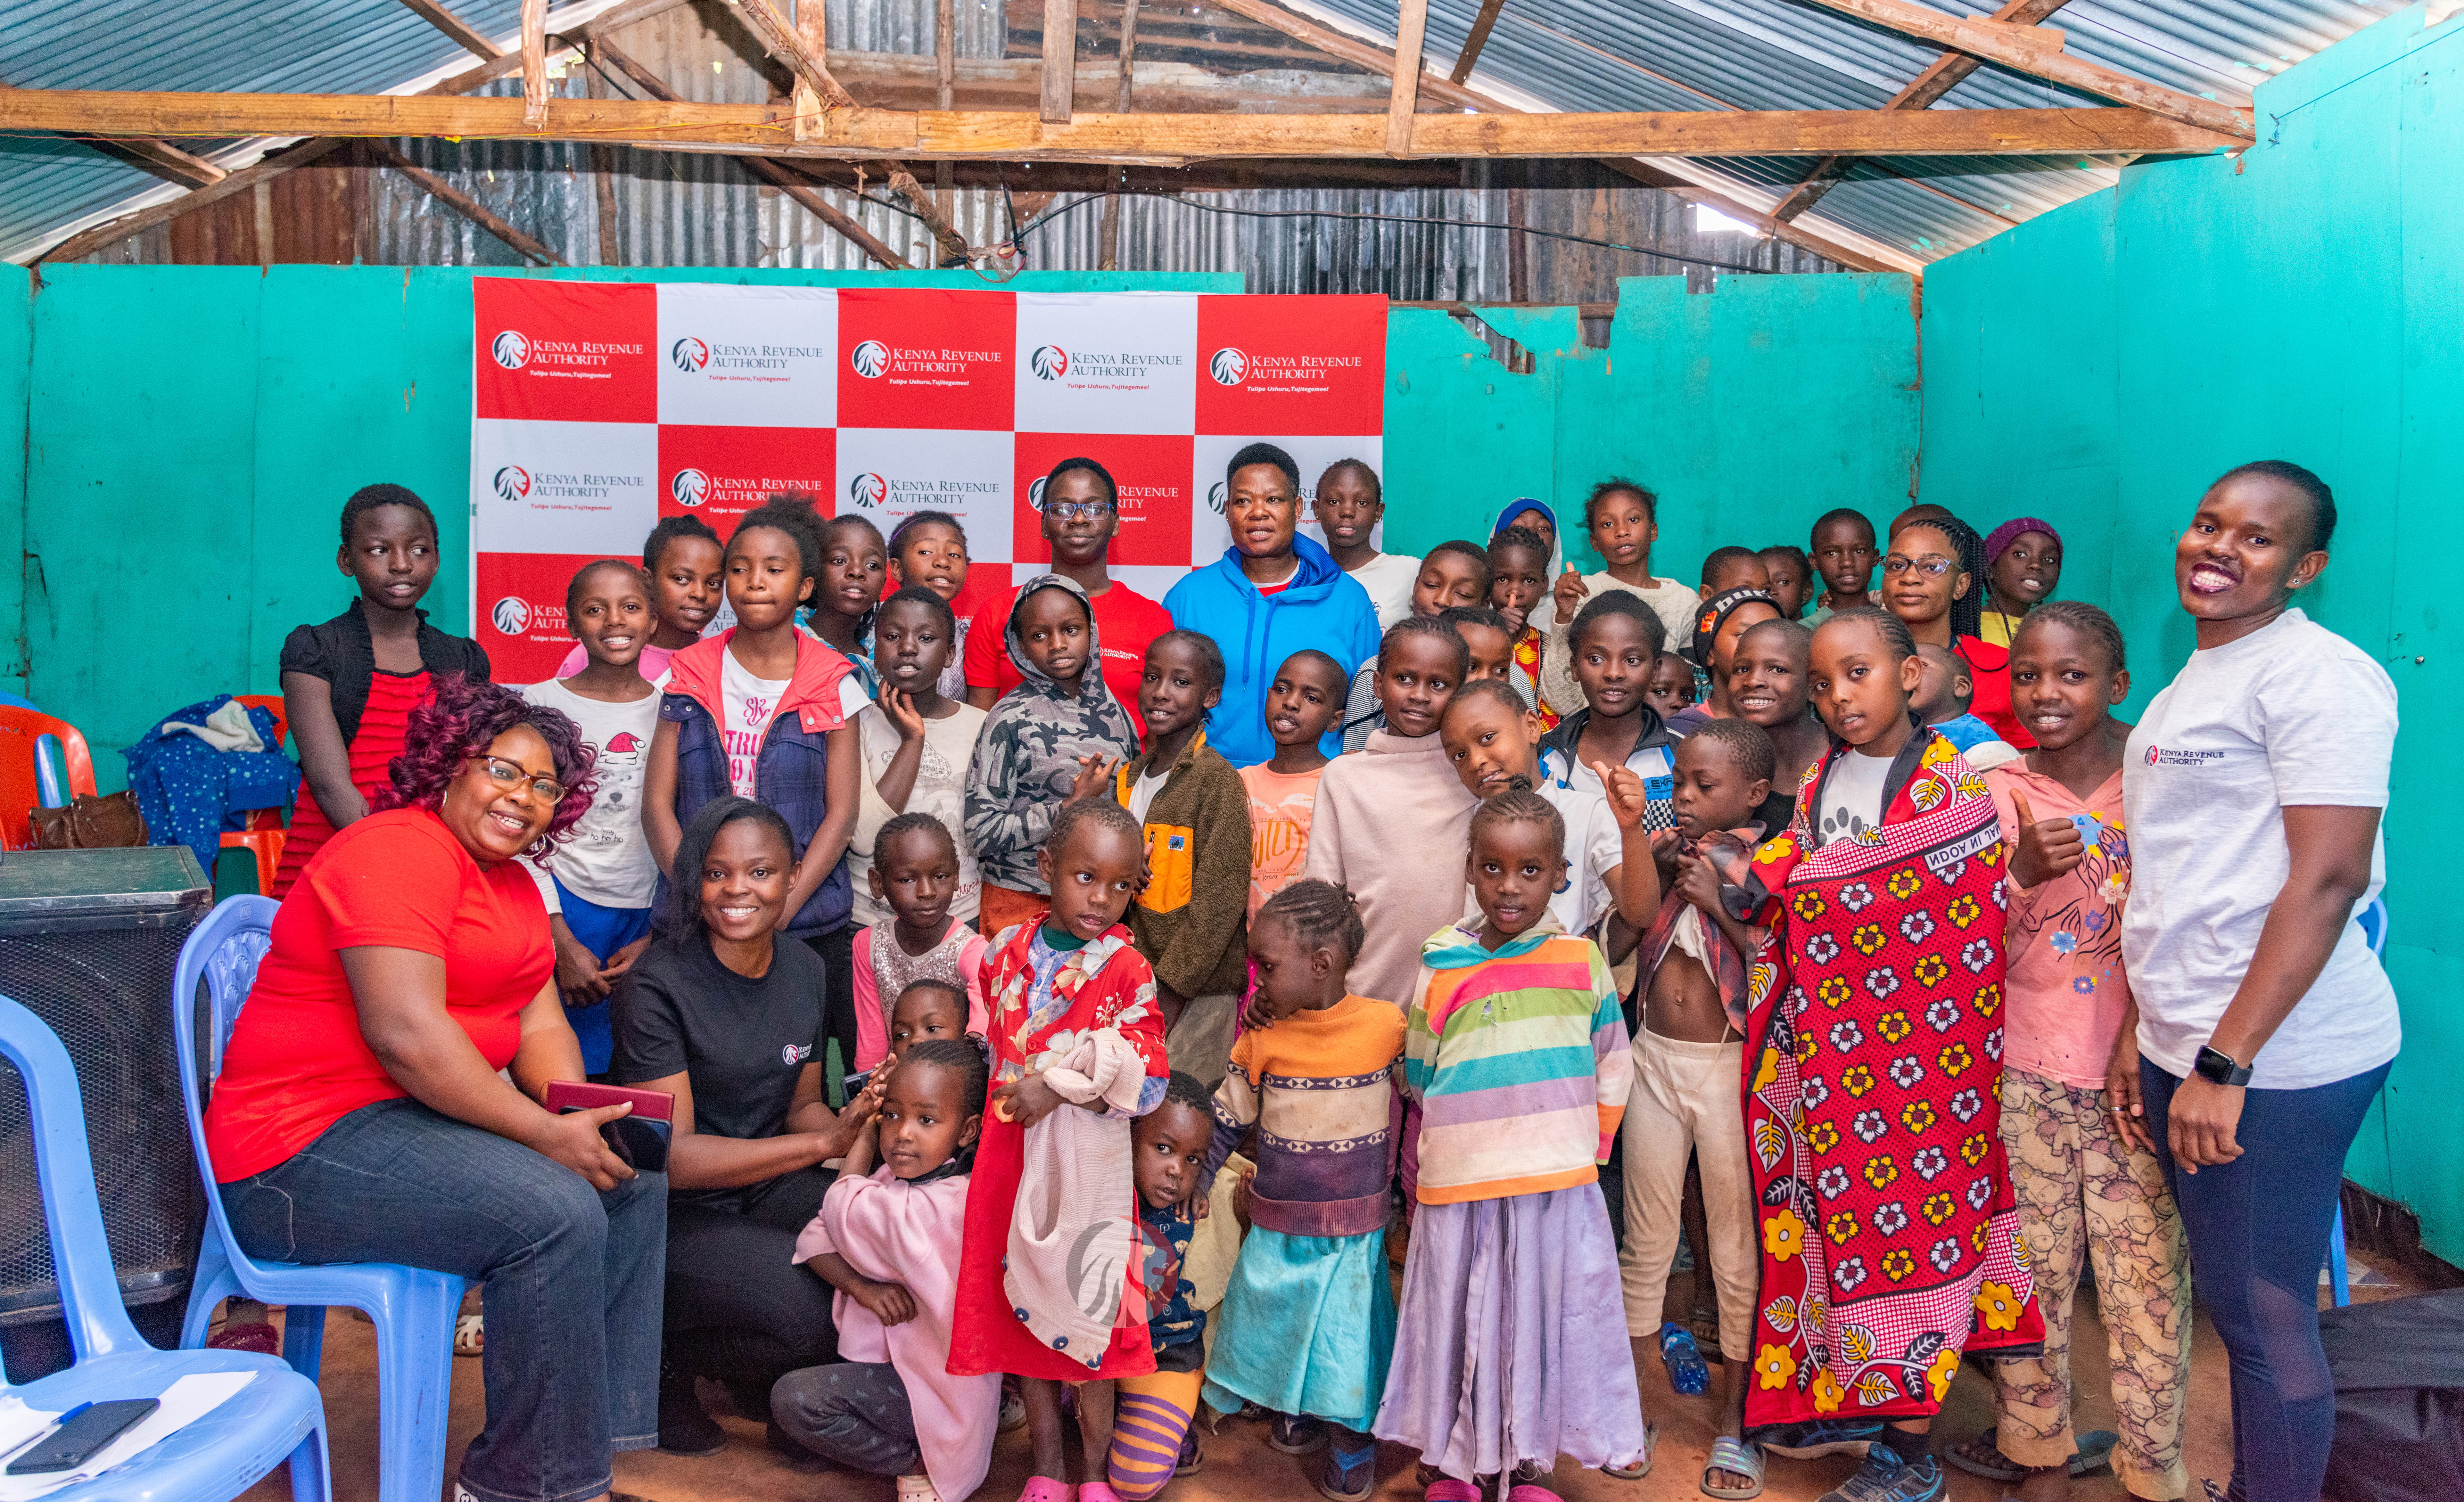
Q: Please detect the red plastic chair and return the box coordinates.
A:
[0,706,100,851]
[220,693,293,894]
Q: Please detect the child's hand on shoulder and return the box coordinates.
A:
[993,1070,1068,1126]
[850,1275,918,1327]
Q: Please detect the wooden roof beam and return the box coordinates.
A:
[92,134,229,188]
[366,138,564,262]
[391,0,505,61]
[1386,0,1429,155]
[1788,0,2251,139]
[714,0,857,113]
[1771,0,2072,223]
[1450,0,1507,85]
[586,31,912,268]
[0,91,2245,159]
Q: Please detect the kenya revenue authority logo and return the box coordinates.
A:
[1030,345,1070,380]
[850,339,889,378]
[849,472,887,509]
[1208,347,1248,386]
[671,468,709,508]
[493,466,531,501]
[1028,476,1048,512]
[670,336,709,373]
[491,330,530,370]
[491,597,532,634]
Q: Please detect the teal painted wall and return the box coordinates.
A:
[12,264,1919,785]
[1920,4,2464,1257]
[0,266,26,697]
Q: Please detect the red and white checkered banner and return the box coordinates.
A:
[470,279,1387,682]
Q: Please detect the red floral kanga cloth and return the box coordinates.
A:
[1736,729,2043,1426]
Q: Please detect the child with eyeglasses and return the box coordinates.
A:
[965,457,1174,739]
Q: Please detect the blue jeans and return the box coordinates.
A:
[222,1098,667,1502]
[2141,1058,2390,1502]
[554,879,654,1077]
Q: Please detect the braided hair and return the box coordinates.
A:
[1818,604,1919,662]
[1381,613,1470,676]
[872,809,957,867]
[898,1036,990,1118]
[1469,787,1565,858]
[1045,795,1141,857]
[1256,878,1367,962]
[2013,599,2126,676]
[1892,516,1986,641]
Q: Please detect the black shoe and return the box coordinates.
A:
[658,1368,727,1457]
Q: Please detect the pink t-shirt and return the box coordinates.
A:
[1987,762,2133,1090]
[555,642,678,682]
[1238,762,1322,919]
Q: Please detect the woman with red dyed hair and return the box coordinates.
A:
[206,675,667,1502]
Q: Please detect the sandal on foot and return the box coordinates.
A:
[1175,1426,1204,1477]
[1424,1481,1481,1502]
[999,1381,1028,1433]
[1317,1440,1376,1502]
[1016,1479,1074,1502]
[1947,1428,2118,1483]
[1272,1413,1330,1454]
[897,1477,943,1502]
[1658,1323,1711,1396]
[1701,1437,1764,1501]
[452,1314,483,1358]
[1079,1485,1121,1502]
[1604,1422,1658,1480]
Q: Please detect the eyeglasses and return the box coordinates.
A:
[472,754,568,805]
[1882,555,1957,577]
[1046,499,1115,520]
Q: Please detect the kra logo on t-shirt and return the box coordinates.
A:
[781,1043,813,1066]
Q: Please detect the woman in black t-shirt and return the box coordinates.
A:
[613,796,876,1457]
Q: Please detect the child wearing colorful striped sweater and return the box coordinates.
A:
[1375,789,1652,1498]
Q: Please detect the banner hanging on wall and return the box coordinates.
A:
[470,279,1387,682]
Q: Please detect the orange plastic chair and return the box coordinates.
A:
[0,706,100,852]
[220,694,294,895]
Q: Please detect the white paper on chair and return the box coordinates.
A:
[0,1372,256,1501]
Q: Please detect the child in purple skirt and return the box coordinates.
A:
[1375,789,1651,1499]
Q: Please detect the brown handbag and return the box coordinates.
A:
[28,791,150,850]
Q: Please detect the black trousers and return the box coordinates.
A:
[664,1165,838,1400]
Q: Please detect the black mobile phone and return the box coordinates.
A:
[5,1398,159,1475]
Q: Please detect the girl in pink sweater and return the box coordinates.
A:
[778,1040,1000,1502]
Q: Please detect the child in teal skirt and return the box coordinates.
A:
[1198,879,1403,1501]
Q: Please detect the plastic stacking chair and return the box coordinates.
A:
[0,706,99,850]
[0,992,332,1502]
[2322,895,2393,1308]
[215,696,294,895]
[173,897,468,1502]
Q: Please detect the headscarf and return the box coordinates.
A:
[1984,517,2060,565]
[1489,498,1565,579]
[1689,586,1778,668]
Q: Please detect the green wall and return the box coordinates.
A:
[1920,3,2462,1257]
[4,262,1919,781]
[1,267,26,698]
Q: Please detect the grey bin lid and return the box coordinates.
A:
[0,847,211,934]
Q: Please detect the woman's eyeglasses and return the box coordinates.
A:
[1045,499,1115,520]
[472,754,568,805]
[1881,555,1957,577]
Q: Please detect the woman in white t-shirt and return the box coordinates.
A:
[2117,460,2397,1502]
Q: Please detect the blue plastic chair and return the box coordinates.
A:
[173,896,468,1502]
[0,993,331,1502]
[2324,895,2391,1308]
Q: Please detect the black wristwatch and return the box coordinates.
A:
[2193,1045,2253,1087]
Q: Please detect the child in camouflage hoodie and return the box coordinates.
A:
[964,573,1144,935]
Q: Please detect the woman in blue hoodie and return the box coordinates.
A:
[1164,443,1382,768]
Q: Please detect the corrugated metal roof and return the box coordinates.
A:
[0,0,2409,265]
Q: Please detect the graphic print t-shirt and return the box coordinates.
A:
[721,647,791,797]
[1813,746,1894,848]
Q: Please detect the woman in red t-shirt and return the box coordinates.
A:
[208,676,661,1502]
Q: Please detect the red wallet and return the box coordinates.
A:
[543,1081,675,1171]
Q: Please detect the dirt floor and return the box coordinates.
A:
[227,1243,2416,1502]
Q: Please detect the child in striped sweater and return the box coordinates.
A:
[1375,789,1651,1499]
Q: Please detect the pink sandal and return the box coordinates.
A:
[1017,1479,1074,1502]
[1425,1482,1481,1502]
[1507,1486,1561,1502]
